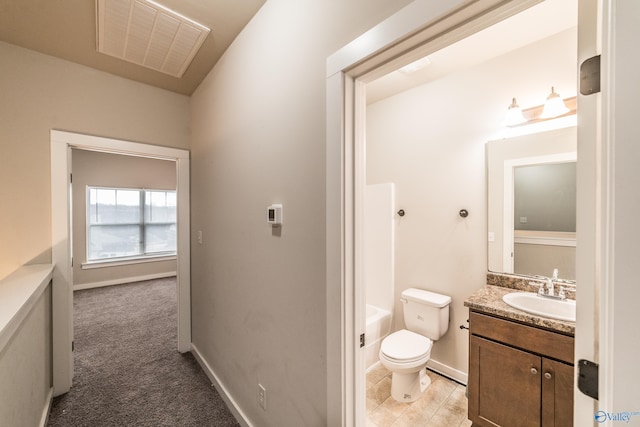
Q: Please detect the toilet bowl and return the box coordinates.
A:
[378,288,451,402]
[379,329,433,402]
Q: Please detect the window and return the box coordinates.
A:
[87,187,177,261]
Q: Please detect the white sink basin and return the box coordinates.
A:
[502,292,576,322]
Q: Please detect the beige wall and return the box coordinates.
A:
[71,150,177,286]
[366,29,577,377]
[190,0,412,425]
[0,284,51,427]
[514,243,575,279]
[0,41,190,280]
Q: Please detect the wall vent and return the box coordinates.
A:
[96,0,210,78]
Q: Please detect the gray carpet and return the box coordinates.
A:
[47,278,240,427]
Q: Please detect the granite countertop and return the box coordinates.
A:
[464,285,575,336]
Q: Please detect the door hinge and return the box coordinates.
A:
[578,359,598,400]
[359,333,365,348]
[580,55,601,95]
[72,340,75,352]
[70,173,72,183]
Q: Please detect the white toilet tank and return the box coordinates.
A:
[401,288,452,340]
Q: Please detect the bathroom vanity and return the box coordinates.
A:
[465,283,575,427]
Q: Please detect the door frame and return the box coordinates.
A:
[50,130,191,396]
[325,0,600,425]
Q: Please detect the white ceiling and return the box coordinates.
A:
[367,0,578,104]
[0,0,266,95]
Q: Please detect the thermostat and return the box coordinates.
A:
[267,204,283,225]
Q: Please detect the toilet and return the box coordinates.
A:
[379,287,452,402]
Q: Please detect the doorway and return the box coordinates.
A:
[325,0,597,426]
[51,130,191,396]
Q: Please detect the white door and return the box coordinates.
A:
[590,0,640,419]
[574,0,600,424]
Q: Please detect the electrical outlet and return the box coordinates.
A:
[258,384,267,411]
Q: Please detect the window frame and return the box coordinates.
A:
[85,185,177,263]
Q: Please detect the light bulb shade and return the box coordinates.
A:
[504,98,526,126]
[540,87,569,119]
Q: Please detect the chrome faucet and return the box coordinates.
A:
[547,268,559,296]
[546,277,554,296]
[530,269,565,300]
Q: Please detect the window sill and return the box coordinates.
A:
[81,254,176,270]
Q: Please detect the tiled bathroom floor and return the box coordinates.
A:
[366,364,472,427]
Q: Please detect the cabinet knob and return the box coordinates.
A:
[544,372,552,380]
[530,367,538,375]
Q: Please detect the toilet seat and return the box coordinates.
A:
[380,329,432,363]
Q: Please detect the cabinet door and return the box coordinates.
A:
[469,336,541,427]
[542,358,574,427]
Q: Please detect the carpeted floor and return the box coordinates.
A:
[47,278,240,427]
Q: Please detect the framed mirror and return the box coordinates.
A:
[487,126,577,281]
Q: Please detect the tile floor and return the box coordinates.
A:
[366,364,472,427]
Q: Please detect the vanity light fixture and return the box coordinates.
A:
[503,98,527,126]
[540,86,570,119]
[504,91,576,128]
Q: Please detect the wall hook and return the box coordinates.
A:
[459,209,469,218]
[397,209,405,217]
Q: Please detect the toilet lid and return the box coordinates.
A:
[381,329,432,361]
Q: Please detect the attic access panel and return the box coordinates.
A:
[97,0,210,78]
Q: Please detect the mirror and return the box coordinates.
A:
[487,126,577,281]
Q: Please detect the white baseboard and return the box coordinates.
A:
[191,343,252,427]
[73,272,177,291]
[40,387,54,427]
[427,359,468,385]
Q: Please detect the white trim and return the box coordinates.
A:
[175,155,191,353]
[573,0,601,423]
[39,387,54,427]
[82,255,176,269]
[326,0,466,78]
[51,140,73,396]
[51,130,189,160]
[353,78,368,422]
[73,272,177,291]
[50,130,191,396]
[190,344,252,427]
[514,235,576,247]
[427,359,468,385]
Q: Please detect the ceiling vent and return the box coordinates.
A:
[97,0,210,78]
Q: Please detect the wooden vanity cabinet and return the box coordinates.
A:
[468,311,574,427]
